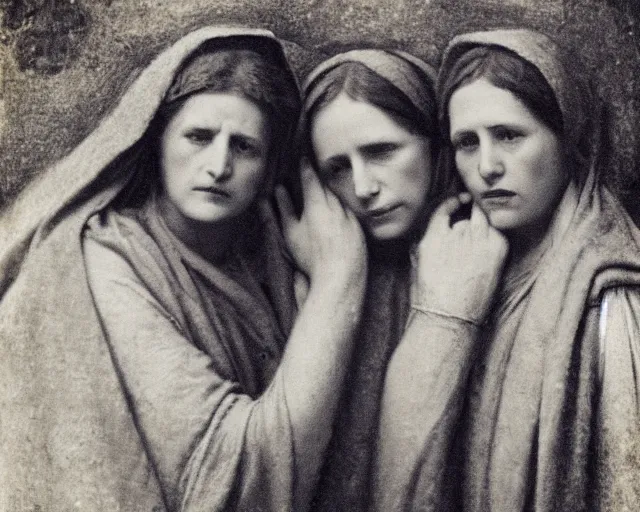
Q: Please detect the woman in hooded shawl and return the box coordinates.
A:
[301,49,506,511]
[0,27,368,512]
[374,28,640,511]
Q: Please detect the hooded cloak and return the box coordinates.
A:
[0,26,301,512]
[376,28,640,512]
[302,49,440,512]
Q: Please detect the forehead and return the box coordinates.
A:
[170,92,269,137]
[311,93,413,157]
[448,78,541,134]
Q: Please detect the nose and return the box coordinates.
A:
[478,140,505,184]
[206,131,232,180]
[352,157,380,200]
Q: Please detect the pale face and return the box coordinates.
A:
[311,93,433,241]
[448,78,568,238]
[158,92,271,237]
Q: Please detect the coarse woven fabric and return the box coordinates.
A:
[0,25,299,512]
[303,48,434,511]
[434,29,640,511]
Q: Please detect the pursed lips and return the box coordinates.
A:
[193,186,231,198]
[481,189,516,199]
[367,203,400,218]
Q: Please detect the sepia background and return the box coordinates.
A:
[0,0,638,219]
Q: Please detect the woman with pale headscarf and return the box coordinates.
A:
[375,28,640,511]
[301,48,506,511]
[0,27,367,511]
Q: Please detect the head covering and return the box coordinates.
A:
[0,26,299,298]
[299,49,436,512]
[303,49,437,123]
[165,51,230,103]
[302,49,452,218]
[163,34,299,106]
[427,29,640,511]
[437,28,601,190]
[0,26,299,511]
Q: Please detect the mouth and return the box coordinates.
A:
[193,186,231,198]
[368,204,400,219]
[481,189,516,199]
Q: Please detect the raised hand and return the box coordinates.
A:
[275,161,366,284]
[413,193,508,326]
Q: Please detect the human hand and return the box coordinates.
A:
[413,193,508,325]
[275,161,366,284]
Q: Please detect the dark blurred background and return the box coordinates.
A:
[0,0,638,218]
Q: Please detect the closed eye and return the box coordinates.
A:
[320,156,350,178]
[362,142,398,159]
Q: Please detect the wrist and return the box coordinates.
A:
[309,261,367,295]
[410,303,484,328]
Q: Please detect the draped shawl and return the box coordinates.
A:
[302,50,436,511]
[431,29,640,511]
[0,26,299,511]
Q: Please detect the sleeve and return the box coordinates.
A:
[82,235,295,512]
[594,286,640,510]
[371,307,480,511]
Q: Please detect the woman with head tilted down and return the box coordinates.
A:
[375,29,640,511]
[302,49,506,510]
[0,27,367,511]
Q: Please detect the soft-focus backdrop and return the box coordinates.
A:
[1,0,638,218]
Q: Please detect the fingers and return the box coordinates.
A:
[299,160,326,204]
[458,192,473,204]
[429,195,463,231]
[469,201,489,228]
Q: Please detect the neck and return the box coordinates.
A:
[157,195,244,263]
[504,181,579,281]
[504,227,550,284]
[367,236,412,265]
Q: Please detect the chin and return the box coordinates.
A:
[367,223,411,243]
[486,211,522,233]
[183,207,238,226]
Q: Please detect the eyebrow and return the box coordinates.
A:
[450,129,474,142]
[320,154,350,168]
[320,140,398,162]
[230,133,265,146]
[186,126,265,146]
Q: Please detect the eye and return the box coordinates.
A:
[493,126,523,143]
[231,137,262,157]
[365,143,398,160]
[185,129,213,145]
[452,133,478,152]
[319,158,350,179]
[324,163,349,178]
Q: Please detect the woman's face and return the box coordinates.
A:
[448,78,567,237]
[159,92,271,230]
[311,93,432,242]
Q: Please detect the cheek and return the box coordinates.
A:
[396,149,431,196]
[326,178,359,210]
[239,160,270,195]
[522,143,567,199]
[161,137,189,172]
[454,154,476,189]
